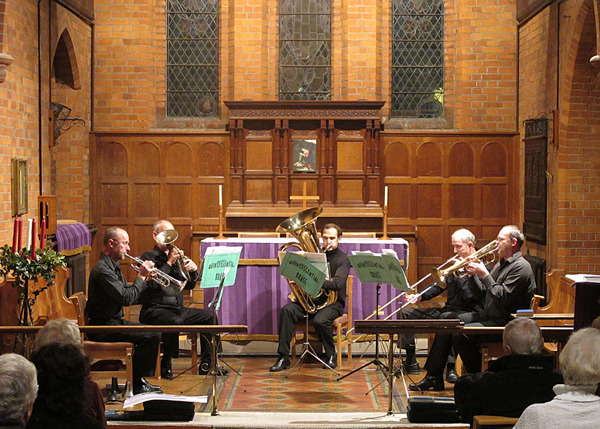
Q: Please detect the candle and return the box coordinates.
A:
[40,217,46,250]
[12,216,18,253]
[218,184,223,206]
[30,218,36,260]
[16,219,22,253]
[27,218,33,250]
[384,186,389,207]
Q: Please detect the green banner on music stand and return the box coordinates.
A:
[348,253,409,292]
[200,247,241,288]
[278,251,326,298]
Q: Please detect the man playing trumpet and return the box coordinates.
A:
[403,229,483,391]
[86,227,162,394]
[138,220,223,379]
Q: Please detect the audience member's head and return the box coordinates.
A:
[0,353,38,426]
[33,318,82,352]
[30,343,89,418]
[559,327,600,386]
[503,317,544,355]
[590,315,600,331]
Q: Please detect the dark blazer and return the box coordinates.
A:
[454,353,563,424]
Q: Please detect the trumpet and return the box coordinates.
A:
[155,229,191,286]
[124,253,187,289]
[430,240,499,287]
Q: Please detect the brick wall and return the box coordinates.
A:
[520,0,600,274]
[0,0,91,246]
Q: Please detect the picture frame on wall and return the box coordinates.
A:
[11,158,28,216]
[292,139,317,173]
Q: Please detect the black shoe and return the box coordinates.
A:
[269,356,290,372]
[322,355,336,369]
[408,375,445,392]
[133,378,163,395]
[198,362,230,376]
[160,358,173,380]
[446,367,459,383]
[403,360,420,375]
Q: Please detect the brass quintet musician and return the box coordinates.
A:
[138,220,226,379]
[270,223,351,372]
[400,229,482,390]
[86,227,162,395]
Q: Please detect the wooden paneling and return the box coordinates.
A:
[91,133,228,258]
[91,130,519,284]
[382,132,518,280]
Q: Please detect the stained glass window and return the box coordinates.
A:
[167,0,219,117]
[391,0,444,118]
[279,0,331,101]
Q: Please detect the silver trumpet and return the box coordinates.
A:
[124,253,187,289]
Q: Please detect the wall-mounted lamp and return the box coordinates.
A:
[50,101,85,145]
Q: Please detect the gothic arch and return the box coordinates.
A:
[53,27,80,89]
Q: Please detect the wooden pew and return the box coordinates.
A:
[532,269,575,325]
[31,266,76,324]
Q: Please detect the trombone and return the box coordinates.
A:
[348,239,499,342]
[346,255,457,340]
[124,253,187,289]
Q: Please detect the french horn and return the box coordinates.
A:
[276,207,337,314]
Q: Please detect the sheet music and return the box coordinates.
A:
[277,250,330,278]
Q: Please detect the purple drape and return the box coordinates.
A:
[201,238,408,335]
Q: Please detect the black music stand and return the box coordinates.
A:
[337,282,387,381]
[207,267,246,416]
[286,311,340,376]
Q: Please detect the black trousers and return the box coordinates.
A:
[452,319,505,374]
[140,306,216,364]
[399,307,445,349]
[421,311,479,377]
[277,301,344,359]
[88,319,160,386]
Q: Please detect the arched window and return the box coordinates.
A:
[166,0,219,117]
[391,0,444,118]
[279,0,331,100]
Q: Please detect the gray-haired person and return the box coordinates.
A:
[0,353,38,428]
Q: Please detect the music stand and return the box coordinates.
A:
[286,311,340,376]
[337,282,387,381]
[208,267,246,415]
[338,252,409,381]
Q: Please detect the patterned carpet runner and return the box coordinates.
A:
[216,357,406,413]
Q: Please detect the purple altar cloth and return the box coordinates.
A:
[201,237,409,336]
[55,222,92,254]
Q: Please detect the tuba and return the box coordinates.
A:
[276,207,337,314]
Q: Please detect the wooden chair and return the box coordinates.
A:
[290,275,354,369]
[69,292,134,386]
[472,415,518,429]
